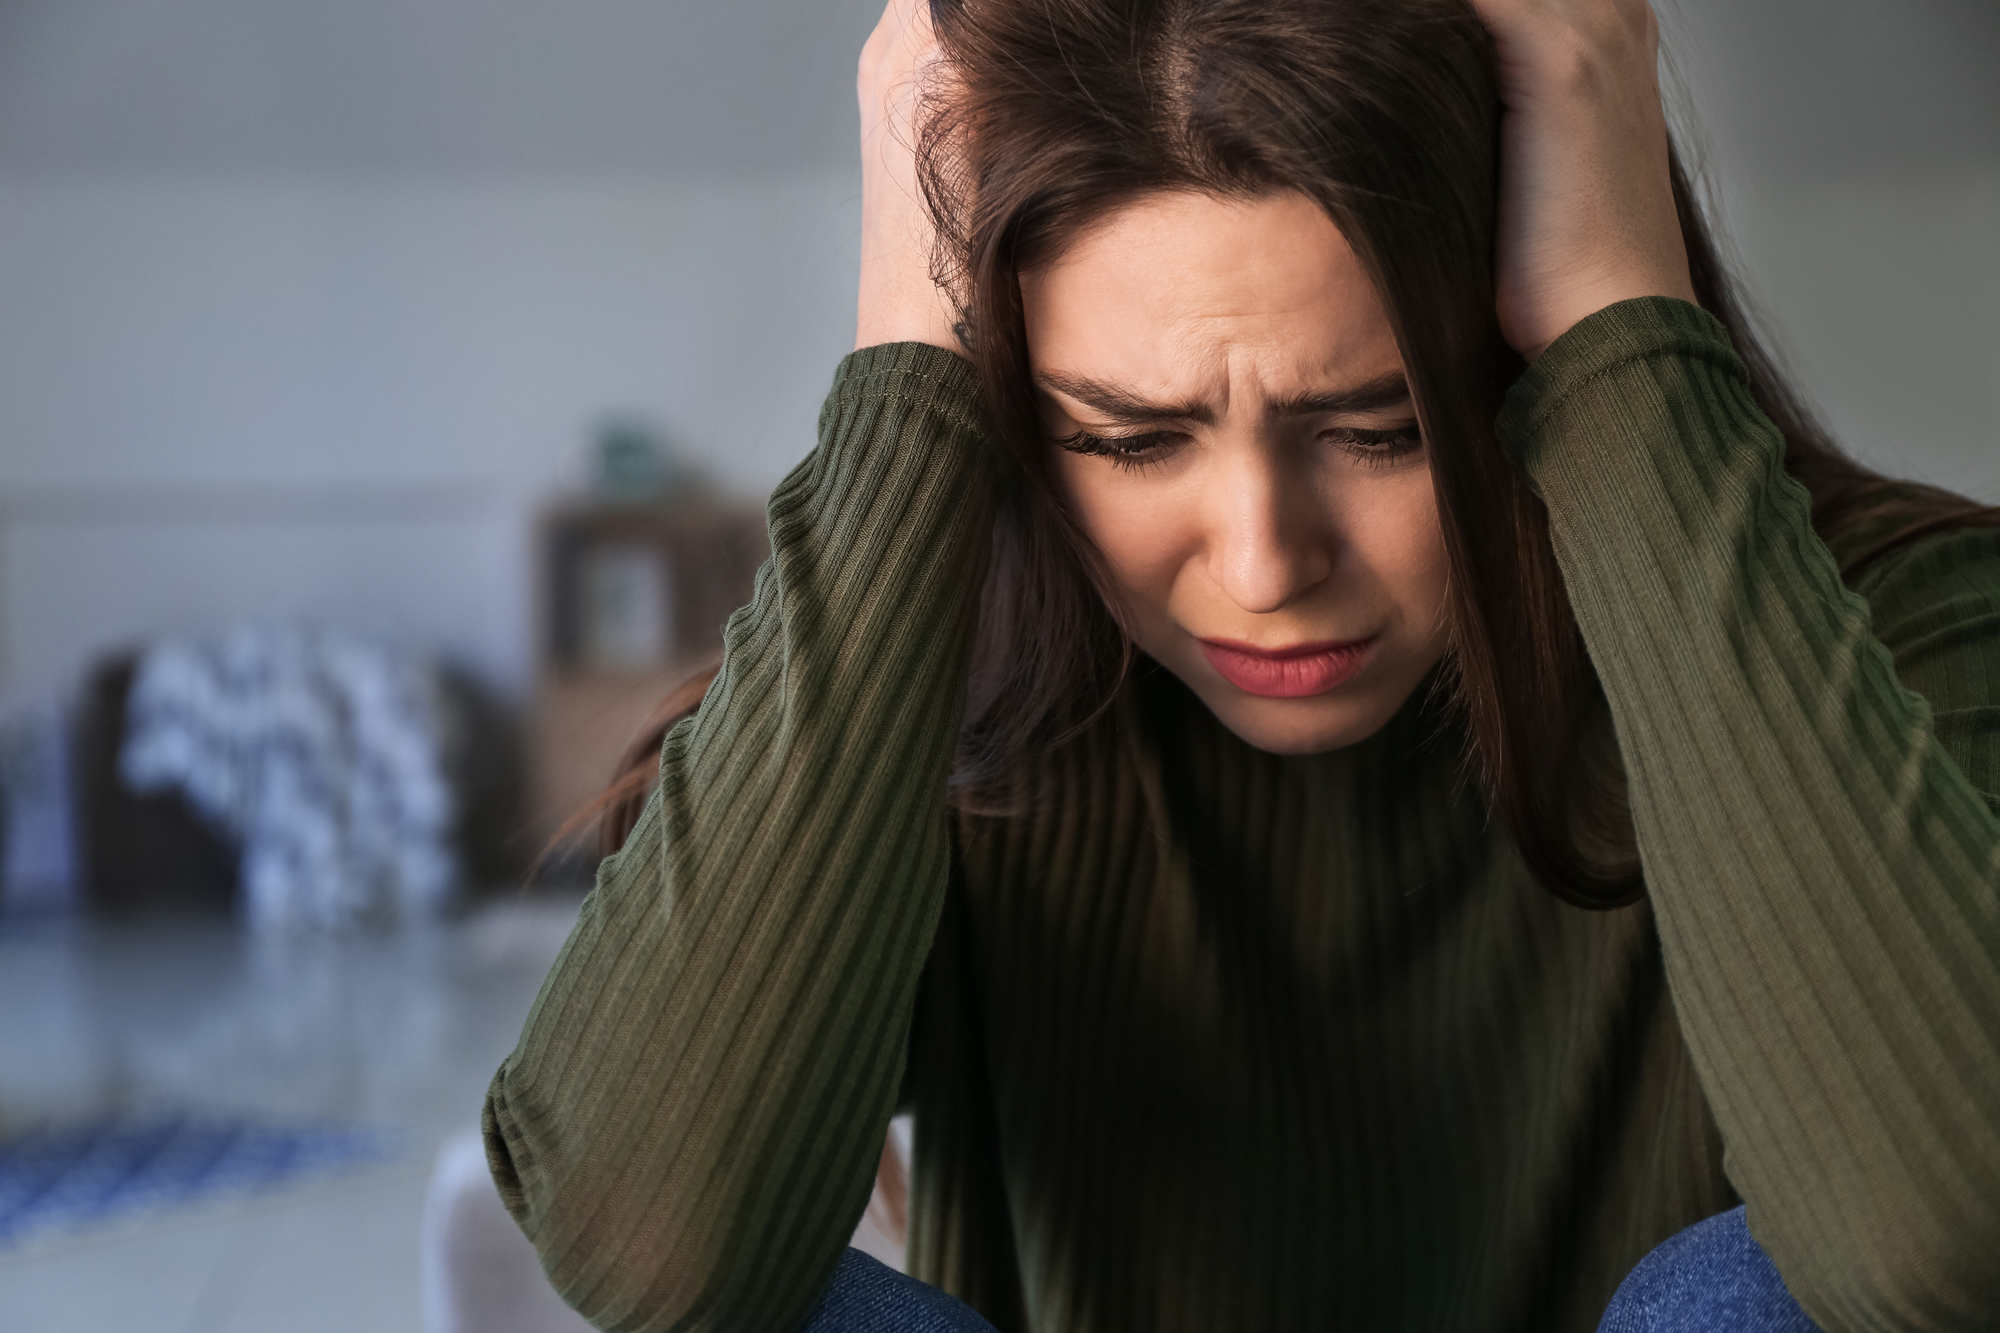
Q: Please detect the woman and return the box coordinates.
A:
[487,0,2000,1329]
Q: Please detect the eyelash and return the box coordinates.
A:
[1055,424,1424,473]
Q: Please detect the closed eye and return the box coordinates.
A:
[1321,422,1423,468]
[1055,429,1186,472]
[1056,421,1424,473]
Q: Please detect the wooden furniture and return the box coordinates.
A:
[527,498,767,859]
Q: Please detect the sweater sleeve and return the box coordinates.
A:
[1499,298,2000,1331]
[483,342,990,1333]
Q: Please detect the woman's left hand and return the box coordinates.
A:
[1467,0,1697,361]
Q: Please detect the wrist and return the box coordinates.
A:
[855,171,960,351]
[855,243,961,351]
[854,280,961,352]
[1518,269,1697,364]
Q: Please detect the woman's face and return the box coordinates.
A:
[1024,190,1451,755]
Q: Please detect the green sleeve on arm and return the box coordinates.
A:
[483,343,990,1333]
[1500,298,2000,1330]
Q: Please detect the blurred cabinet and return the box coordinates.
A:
[529,499,767,852]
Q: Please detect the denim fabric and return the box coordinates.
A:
[1597,1206,1823,1332]
[800,1205,1820,1332]
[798,1249,999,1333]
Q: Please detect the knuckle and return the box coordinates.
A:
[1544,28,1600,94]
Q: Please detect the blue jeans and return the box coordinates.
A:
[1596,1207,1822,1332]
[798,1248,999,1332]
[797,1206,1820,1331]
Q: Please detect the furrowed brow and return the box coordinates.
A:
[1037,369,1412,426]
[1267,371,1412,419]
[1036,372,1217,426]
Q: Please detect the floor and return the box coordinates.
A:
[0,893,585,1333]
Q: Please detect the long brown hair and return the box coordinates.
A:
[576,0,1997,907]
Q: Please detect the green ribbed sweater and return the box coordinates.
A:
[486,299,2000,1333]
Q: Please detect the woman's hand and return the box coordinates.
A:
[1467,0,1696,361]
[855,0,960,352]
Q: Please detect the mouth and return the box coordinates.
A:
[1196,636,1377,699]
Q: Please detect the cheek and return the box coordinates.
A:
[1056,460,1193,600]
[1354,476,1451,622]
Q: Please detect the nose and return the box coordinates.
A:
[1203,448,1333,614]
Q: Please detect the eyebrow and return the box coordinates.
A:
[1036,369,1411,426]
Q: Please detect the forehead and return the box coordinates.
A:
[1020,190,1399,398]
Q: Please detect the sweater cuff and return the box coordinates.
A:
[829,341,983,431]
[1496,297,1746,489]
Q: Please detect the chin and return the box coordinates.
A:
[1194,688,1407,756]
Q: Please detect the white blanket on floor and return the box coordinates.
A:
[120,623,458,929]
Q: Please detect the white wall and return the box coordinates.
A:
[0,174,863,695]
[0,0,883,698]
[0,0,1993,702]
[1716,170,2000,495]
[1664,0,2000,497]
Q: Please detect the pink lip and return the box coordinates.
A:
[1197,636,1376,699]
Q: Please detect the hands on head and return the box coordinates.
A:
[852,0,1694,365]
[855,0,960,353]
[1467,0,1696,360]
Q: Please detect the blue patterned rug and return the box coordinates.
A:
[0,1115,386,1250]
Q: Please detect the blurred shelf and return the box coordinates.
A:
[527,498,766,853]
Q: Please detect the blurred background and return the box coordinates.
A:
[0,0,1993,1330]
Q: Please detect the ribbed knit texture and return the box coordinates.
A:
[487,302,2000,1333]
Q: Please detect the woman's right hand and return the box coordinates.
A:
[1465,0,1695,361]
[855,0,961,352]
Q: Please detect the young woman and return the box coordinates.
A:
[486,0,2000,1329]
